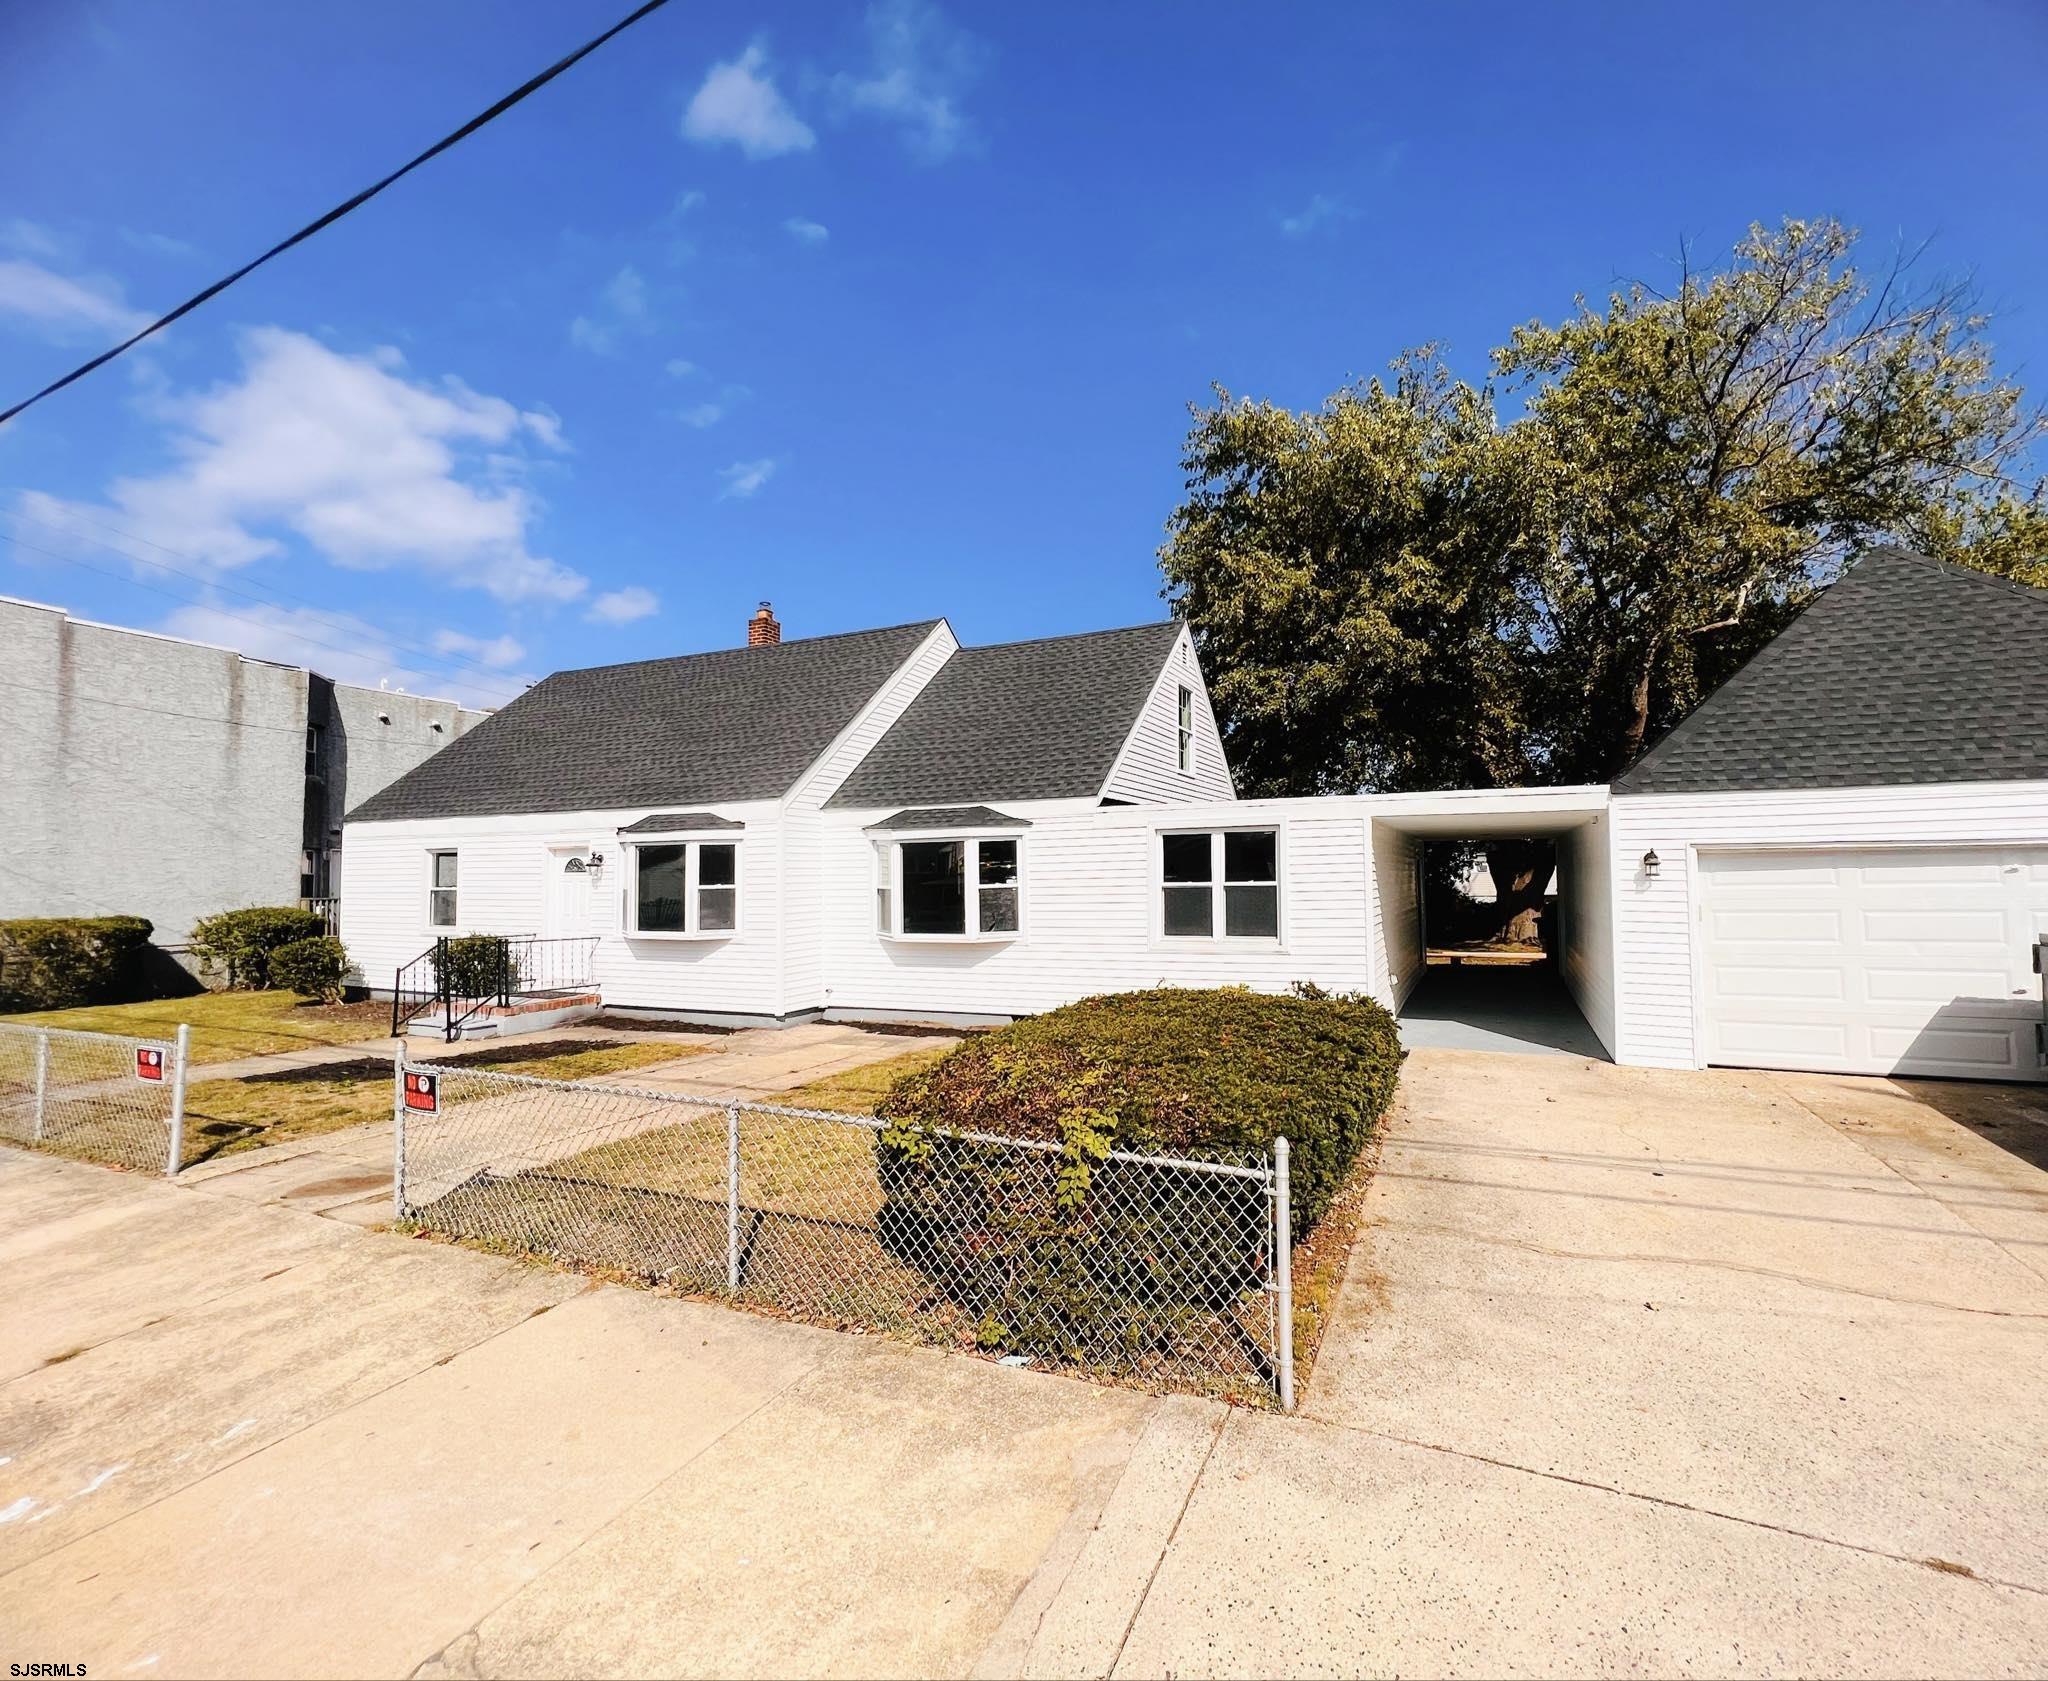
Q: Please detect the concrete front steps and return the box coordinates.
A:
[405,992,602,1041]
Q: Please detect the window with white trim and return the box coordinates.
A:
[1160,829,1278,938]
[878,835,1023,939]
[630,840,739,936]
[428,851,458,928]
[1177,685,1193,773]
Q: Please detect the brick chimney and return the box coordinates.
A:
[748,601,781,647]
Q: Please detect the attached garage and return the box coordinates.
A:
[1607,548,2048,1082]
[1698,847,2048,1080]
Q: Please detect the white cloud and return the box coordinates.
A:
[683,42,815,158]
[783,217,829,245]
[1279,194,1354,238]
[14,326,584,604]
[717,458,777,499]
[433,627,527,668]
[0,258,150,342]
[2,219,62,258]
[830,0,985,162]
[587,585,660,625]
[674,188,707,215]
[679,402,725,428]
[159,602,525,707]
[664,357,700,379]
[569,265,653,355]
[122,228,198,260]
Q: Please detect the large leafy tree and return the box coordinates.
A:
[1163,218,2047,807]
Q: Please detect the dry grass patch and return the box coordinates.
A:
[2,990,391,1064]
[771,1045,954,1114]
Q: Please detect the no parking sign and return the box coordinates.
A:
[135,1047,165,1082]
[403,1071,438,1112]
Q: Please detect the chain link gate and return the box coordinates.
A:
[0,1021,192,1176]
[393,1047,1296,1408]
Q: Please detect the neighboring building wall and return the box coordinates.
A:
[1099,629,1235,805]
[339,802,786,1016]
[1554,811,1617,1056]
[1368,822,1424,1011]
[778,622,960,1016]
[1607,780,2048,1068]
[319,682,490,895]
[818,797,1377,1021]
[0,596,308,944]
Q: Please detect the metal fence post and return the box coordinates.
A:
[165,1024,191,1177]
[392,1039,409,1220]
[1272,1135,1295,1413]
[725,1100,742,1291]
[30,1029,49,1145]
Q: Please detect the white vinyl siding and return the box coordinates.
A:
[1099,628,1235,804]
[1554,811,1618,1056]
[1609,780,2048,1070]
[1368,821,1424,1011]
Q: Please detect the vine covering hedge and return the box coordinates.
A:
[872,986,1402,1360]
[0,916,155,1011]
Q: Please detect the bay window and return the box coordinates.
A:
[629,839,739,937]
[878,834,1024,940]
[1160,828,1280,939]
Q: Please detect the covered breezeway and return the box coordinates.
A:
[1361,786,1616,1060]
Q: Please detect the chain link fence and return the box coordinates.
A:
[0,1022,190,1176]
[395,1053,1295,1407]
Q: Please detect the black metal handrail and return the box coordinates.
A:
[392,935,600,1042]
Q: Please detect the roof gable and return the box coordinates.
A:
[347,620,942,822]
[824,622,1185,808]
[1613,548,2048,795]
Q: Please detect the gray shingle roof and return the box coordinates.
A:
[824,622,1184,809]
[616,812,747,833]
[865,805,1033,830]
[348,621,941,822]
[1613,547,2048,795]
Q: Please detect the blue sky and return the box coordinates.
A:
[2,0,2044,708]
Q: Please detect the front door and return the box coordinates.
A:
[545,846,595,941]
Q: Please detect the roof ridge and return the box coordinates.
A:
[960,619,1179,654]
[1851,544,2048,606]
[548,618,944,679]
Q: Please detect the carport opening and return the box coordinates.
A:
[1368,795,1613,1061]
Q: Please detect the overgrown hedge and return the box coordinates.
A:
[188,906,327,989]
[872,985,1402,1360]
[0,916,155,1012]
[268,936,351,1003]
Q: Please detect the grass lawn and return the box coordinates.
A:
[2,990,392,1064]
[770,1045,953,1114]
[181,1036,705,1162]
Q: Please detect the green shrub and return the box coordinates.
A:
[872,986,1402,1361]
[0,915,155,1011]
[431,933,514,1000]
[188,906,326,989]
[268,936,351,1003]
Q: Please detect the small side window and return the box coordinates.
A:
[428,851,458,928]
[697,843,737,931]
[1176,686,1193,773]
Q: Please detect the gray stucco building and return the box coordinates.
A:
[0,595,489,948]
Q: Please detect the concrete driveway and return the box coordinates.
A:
[3,1049,2044,1678]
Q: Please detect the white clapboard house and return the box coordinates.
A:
[343,551,2048,1082]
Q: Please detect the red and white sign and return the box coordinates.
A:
[135,1047,165,1082]
[403,1071,438,1113]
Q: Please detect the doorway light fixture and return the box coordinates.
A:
[1641,849,1661,879]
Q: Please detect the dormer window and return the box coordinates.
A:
[1177,686,1194,773]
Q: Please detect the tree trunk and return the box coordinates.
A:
[1612,640,1661,776]
[1482,838,1554,947]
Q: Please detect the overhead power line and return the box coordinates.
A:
[0,0,675,428]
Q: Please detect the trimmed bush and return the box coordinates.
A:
[0,915,155,1012]
[431,933,513,1000]
[268,936,351,1003]
[872,986,1402,1360]
[188,906,326,990]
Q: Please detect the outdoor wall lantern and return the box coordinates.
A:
[1641,849,1661,879]
[586,851,606,874]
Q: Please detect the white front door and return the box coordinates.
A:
[1700,846,2048,1081]
[544,846,595,941]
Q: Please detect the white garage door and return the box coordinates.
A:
[1700,847,2048,1082]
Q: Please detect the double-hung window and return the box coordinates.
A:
[428,851,458,928]
[1177,686,1194,773]
[1160,829,1279,939]
[878,835,1022,940]
[630,839,739,937]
